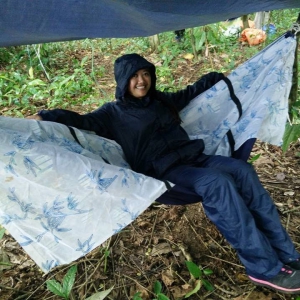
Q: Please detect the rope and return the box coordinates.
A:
[290,23,300,35]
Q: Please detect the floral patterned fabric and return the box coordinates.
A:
[182,33,296,157]
[0,33,296,272]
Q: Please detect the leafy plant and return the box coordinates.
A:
[153,280,170,300]
[132,292,143,300]
[282,123,300,152]
[99,247,110,273]
[0,226,5,240]
[85,286,114,300]
[0,226,12,268]
[185,261,214,298]
[248,153,261,164]
[46,265,77,299]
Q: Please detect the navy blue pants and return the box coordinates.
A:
[162,155,299,279]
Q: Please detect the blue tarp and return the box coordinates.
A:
[1,0,300,47]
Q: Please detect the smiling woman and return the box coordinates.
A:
[128,69,152,99]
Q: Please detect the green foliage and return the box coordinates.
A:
[46,265,77,299]
[282,123,300,152]
[185,260,214,297]
[248,154,261,164]
[153,281,170,300]
[132,292,143,300]
[290,98,300,124]
[0,226,5,240]
[0,42,104,116]
[85,286,114,300]
[99,247,110,273]
[0,226,12,268]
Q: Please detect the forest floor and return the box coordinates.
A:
[0,46,300,300]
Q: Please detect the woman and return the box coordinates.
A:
[28,53,300,294]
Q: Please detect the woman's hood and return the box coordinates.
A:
[114,53,156,100]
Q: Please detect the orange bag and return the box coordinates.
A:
[240,28,267,45]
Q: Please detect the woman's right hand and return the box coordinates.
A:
[26,114,43,121]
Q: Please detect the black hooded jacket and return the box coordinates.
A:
[39,54,225,178]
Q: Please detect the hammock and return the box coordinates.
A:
[0,32,296,272]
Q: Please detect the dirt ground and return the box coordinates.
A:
[1,49,300,300]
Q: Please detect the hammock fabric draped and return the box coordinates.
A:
[0,33,296,272]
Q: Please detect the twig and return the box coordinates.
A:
[221,268,236,285]
[215,276,243,295]
[195,223,228,254]
[121,277,131,300]
[214,283,239,296]
[260,180,285,185]
[263,184,292,191]
[268,152,284,166]
[33,44,51,82]
[177,243,193,262]
[160,234,182,268]
[148,209,159,246]
[209,292,232,300]
[13,295,29,300]
[205,255,244,269]
[242,286,257,300]
[0,283,29,294]
[183,214,209,250]
[120,273,153,296]
[283,206,300,214]
[286,212,291,231]
[76,259,103,295]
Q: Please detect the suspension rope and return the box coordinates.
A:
[290,23,300,35]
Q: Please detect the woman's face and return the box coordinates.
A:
[128,68,151,99]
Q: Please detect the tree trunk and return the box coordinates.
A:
[190,28,198,60]
[149,34,160,51]
[289,13,300,120]
[241,15,249,29]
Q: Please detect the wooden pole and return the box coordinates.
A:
[289,13,300,121]
[241,15,249,29]
[149,34,160,52]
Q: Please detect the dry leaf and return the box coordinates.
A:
[284,191,295,196]
[29,66,34,79]
[160,206,180,221]
[235,273,249,282]
[253,156,273,166]
[162,269,175,286]
[181,283,192,290]
[151,242,172,256]
[183,53,194,60]
[170,285,191,299]
[233,291,272,300]
[129,285,150,300]
[0,249,12,272]
[276,172,285,181]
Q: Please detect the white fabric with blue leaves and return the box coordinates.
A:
[0,33,296,272]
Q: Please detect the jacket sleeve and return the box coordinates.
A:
[158,72,225,111]
[38,104,112,139]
